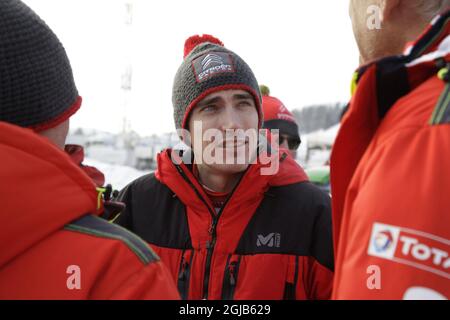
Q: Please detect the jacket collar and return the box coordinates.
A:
[352,10,450,119]
[155,146,308,215]
[65,144,105,187]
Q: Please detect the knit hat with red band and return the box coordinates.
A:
[172,34,262,130]
[0,0,81,132]
[261,86,301,142]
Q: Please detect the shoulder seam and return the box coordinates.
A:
[64,215,159,265]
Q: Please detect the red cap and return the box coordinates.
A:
[262,96,297,124]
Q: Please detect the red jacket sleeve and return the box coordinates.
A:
[108,261,180,300]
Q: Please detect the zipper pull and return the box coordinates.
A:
[178,254,190,281]
[178,259,186,280]
[229,262,237,286]
[208,219,217,235]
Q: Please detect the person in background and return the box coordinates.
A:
[65,144,105,187]
[260,85,301,160]
[0,0,179,299]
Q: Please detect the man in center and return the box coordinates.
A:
[116,35,333,300]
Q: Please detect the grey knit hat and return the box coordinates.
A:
[172,34,262,130]
[0,0,81,132]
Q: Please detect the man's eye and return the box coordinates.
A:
[202,105,217,112]
[238,101,252,107]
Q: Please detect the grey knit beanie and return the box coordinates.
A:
[172,34,262,130]
[0,0,80,132]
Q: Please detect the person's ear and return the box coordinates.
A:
[380,0,400,22]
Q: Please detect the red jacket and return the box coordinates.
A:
[0,122,179,299]
[116,148,334,300]
[331,11,450,299]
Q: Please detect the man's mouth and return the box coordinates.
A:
[219,138,247,149]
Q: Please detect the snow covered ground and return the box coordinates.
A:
[84,157,150,190]
[84,147,331,192]
[305,124,339,149]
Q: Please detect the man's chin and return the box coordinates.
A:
[207,163,250,175]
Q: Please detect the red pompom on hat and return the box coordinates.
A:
[184,34,224,58]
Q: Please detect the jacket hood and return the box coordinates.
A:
[0,122,98,268]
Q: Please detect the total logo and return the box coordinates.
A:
[373,230,394,253]
[368,223,450,279]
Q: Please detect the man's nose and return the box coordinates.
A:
[220,105,241,130]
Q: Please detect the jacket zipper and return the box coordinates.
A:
[174,164,247,300]
[221,254,242,300]
[177,250,193,300]
[174,165,217,299]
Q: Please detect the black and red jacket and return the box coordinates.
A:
[116,148,334,300]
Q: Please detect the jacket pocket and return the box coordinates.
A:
[221,254,242,300]
[177,249,193,300]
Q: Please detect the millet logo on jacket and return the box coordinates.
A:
[257,233,281,248]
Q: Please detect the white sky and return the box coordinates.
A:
[22,0,359,136]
